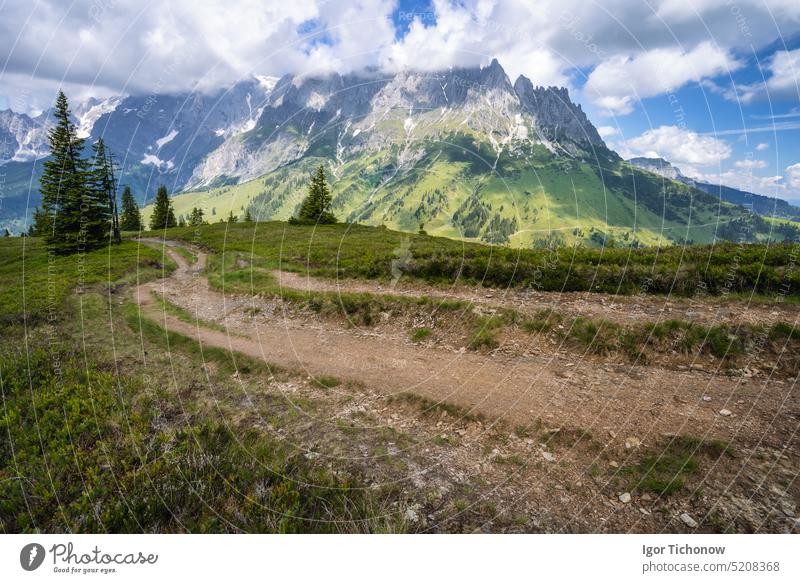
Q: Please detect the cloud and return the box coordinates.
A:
[596,126,620,138]
[756,142,770,151]
[583,42,740,115]
[0,0,798,115]
[787,163,800,189]
[623,125,732,166]
[734,159,768,169]
[732,48,800,103]
[690,168,789,198]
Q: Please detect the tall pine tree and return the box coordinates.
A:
[290,164,336,225]
[37,91,90,254]
[149,185,177,230]
[120,186,142,231]
[86,137,117,245]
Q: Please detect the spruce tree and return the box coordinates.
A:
[149,185,177,230]
[38,91,89,253]
[120,186,142,231]
[227,210,238,223]
[189,207,205,226]
[244,208,253,222]
[291,164,336,225]
[86,137,116,245]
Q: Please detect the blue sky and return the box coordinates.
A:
[1,0,798,200]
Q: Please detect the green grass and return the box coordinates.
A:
[0,237,174,325]
[162,221,800,297]
[143,135,798,250]
[312,375,342,389]
[410,327,432,342]
[0,236,411,533]
[0,342,403,532]
[622,436,733,497]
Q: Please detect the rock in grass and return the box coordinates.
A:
[719,409,732,417]
[680,513,698,528]
[619,492,631,503]
[625,437,641,449]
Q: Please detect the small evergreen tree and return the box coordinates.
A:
[243,208,253,222]
[149,185,176,230]
[119,186,142,231]
[290,165,336,225]
[30,208,49,237]
[227,210,238,223]
[189,207,205,226]
[38,91,89,254]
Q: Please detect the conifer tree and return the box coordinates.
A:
[37,91,89,253]
[227,210,238,223]
[30,208,49,237]
[189,207,205,227]
[149,185,176,230]
[291,165,336,225]
[244,208,253,222]
[120,186,142,231]
[86,137,117,245]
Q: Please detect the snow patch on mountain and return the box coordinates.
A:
[255,75,279,92]
[154,129,179,149]
[141,153,174,171]
[75,96,121,138]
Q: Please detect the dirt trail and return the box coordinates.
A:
[272,267,800,327]
[134,238,795,449]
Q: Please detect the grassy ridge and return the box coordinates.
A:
[0,237,174,325]
[166,221,800,297]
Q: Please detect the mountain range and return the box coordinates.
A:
[626,157,800,221]
[1,59,797,246]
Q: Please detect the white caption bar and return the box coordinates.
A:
[1,534,797,582]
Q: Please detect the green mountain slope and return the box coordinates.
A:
[150,136,795,248]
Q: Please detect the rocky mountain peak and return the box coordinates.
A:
[627,156,693,184]
[514,75,603,146]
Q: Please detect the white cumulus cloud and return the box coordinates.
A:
[583,42,741,115]
[623,125,732,166]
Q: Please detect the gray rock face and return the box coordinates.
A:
[0,109,50,162]
[514,76,604,146]
[627,157,694,184]
[189,59,607,185]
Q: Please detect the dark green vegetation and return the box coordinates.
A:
[33,92,120,253]
[620,436,733,497]
[120,185,142,232]
[170,220,800,297]
[289,164,337,225]
[0,236,406,533]
[410,327,432,342]
[149,185,177,230]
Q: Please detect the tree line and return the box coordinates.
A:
[30,92,336,253]
[30,91,146,253]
